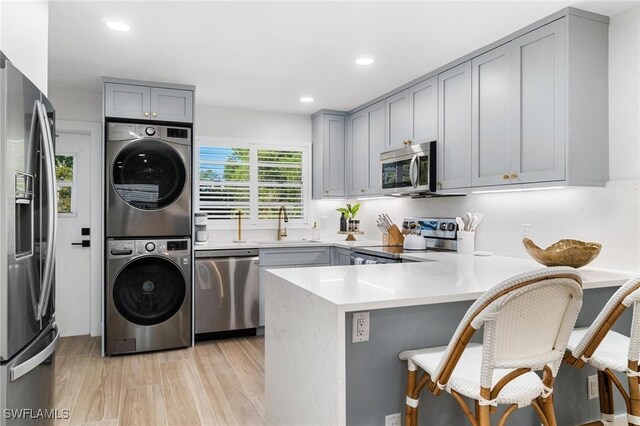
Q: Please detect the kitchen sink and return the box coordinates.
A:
[254,239,324,245]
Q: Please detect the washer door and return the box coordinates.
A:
[113,257,186,326]
[112,139,187,210]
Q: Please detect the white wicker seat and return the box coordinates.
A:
[399,267,583,426]
[564,275,640,425]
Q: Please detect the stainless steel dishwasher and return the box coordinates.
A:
[195,249,260,334]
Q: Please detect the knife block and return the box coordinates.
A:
[388,225,405,246]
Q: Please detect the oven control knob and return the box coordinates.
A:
[447,222,455,231]
[145,242,156,252]
[145,127,156,136]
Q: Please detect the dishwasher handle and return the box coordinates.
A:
[195,249,259,258]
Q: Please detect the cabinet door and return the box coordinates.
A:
[347,110,368,197]
[150,87,194,123]
[438,61,472,189]
[511,19,566,184]
[323,114,345,197]
[385,89,410,150]
[471,44,513,187]
[408,77,438,144]
[347,101,385,197]
[367,101,385,195]
[105,83,151,120]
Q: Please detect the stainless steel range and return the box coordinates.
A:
[351,217,459,264]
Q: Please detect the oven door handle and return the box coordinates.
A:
[409,154,418,188]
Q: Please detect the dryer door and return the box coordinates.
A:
[112,139,187,210]
[112,256,186,326]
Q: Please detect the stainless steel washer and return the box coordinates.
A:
[106,122,191,238]
[106,238,191,355]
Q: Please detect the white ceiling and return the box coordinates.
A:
[48,1,638,114]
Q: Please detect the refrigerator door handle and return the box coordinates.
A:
[10,323,60,382]
[35,100,57,320]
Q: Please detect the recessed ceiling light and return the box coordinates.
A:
[105,21,131,32]
[355,57,375,66]
[300,97,314,103]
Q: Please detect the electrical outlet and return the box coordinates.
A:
[521,223,531,238]
[352,312,369,343]
[587,375,599,399]
[385,413,401,426]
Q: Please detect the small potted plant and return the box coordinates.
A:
[336,203,360,232]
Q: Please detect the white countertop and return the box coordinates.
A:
[193,238,383,251]
[267,252,635,311]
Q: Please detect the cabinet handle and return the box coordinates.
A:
[407,140,412,145]
[436,181,442,190]
[143,112,149,117]
[503,174,510,180]
[152,112,158,117]
[361,189,365,193]
[325,190,329,195]
[510,173,518,179]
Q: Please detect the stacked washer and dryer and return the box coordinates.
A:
[104,122,193,355]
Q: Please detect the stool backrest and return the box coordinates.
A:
[570,275,640,365]
[433,267,583,390]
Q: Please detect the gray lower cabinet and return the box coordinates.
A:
[258,247,331,326]
[438,61,472,190]
[331,247,352,265]
[346,101,385,197]
[312,112,346,198]
[408,76,438,145]
[472,18,566,187]
[104,81,194,123]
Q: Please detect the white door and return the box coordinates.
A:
[54,121,101,337]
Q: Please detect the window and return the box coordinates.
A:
[197,138,310,226]
[55,154,76,216]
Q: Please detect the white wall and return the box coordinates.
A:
[354,6,640,272]
[0,1,48,93]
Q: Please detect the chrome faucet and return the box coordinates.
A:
[277,206,289,241]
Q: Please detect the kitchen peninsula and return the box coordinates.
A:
[264,254,633,425]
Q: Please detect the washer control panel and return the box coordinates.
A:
[108,239,191,258]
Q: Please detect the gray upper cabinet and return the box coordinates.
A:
[471,18,566,187]
[385,90,410,150]
[105,83,151,120]
[346,101,385,197]
[438,61,472,190]
[408,77,438,145]
[471,44,513,187]
[105,81,194,123]
[312,112,345,198]
[511,19,566,185]
[150,87,194,123]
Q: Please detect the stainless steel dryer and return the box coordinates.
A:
[106,122,191,238]
[106,238,191,355]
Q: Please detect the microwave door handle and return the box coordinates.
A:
[35,100,57,321]
[409,155,418,188]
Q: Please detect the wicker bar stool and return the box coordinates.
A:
[564,275,640,426]
[399,267,583,426]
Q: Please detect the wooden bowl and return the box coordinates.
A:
[522,237,602,268]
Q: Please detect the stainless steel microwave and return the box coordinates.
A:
[380,141,436,196]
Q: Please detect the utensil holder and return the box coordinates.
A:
[388,225,405,246]
[457,231,475,254]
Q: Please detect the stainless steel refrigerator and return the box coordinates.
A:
[0,53,59,425]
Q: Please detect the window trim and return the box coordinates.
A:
[56,153,77,218]
[195,136,312,230]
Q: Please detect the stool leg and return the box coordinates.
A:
[628,361,640,425]
[541,368,557,426]
[405,369,417,426]
[598,370,615,425]
[476,387,491,426]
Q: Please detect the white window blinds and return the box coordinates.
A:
[198,139,309,225]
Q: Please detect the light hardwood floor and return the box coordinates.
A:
[54,335,265,426]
